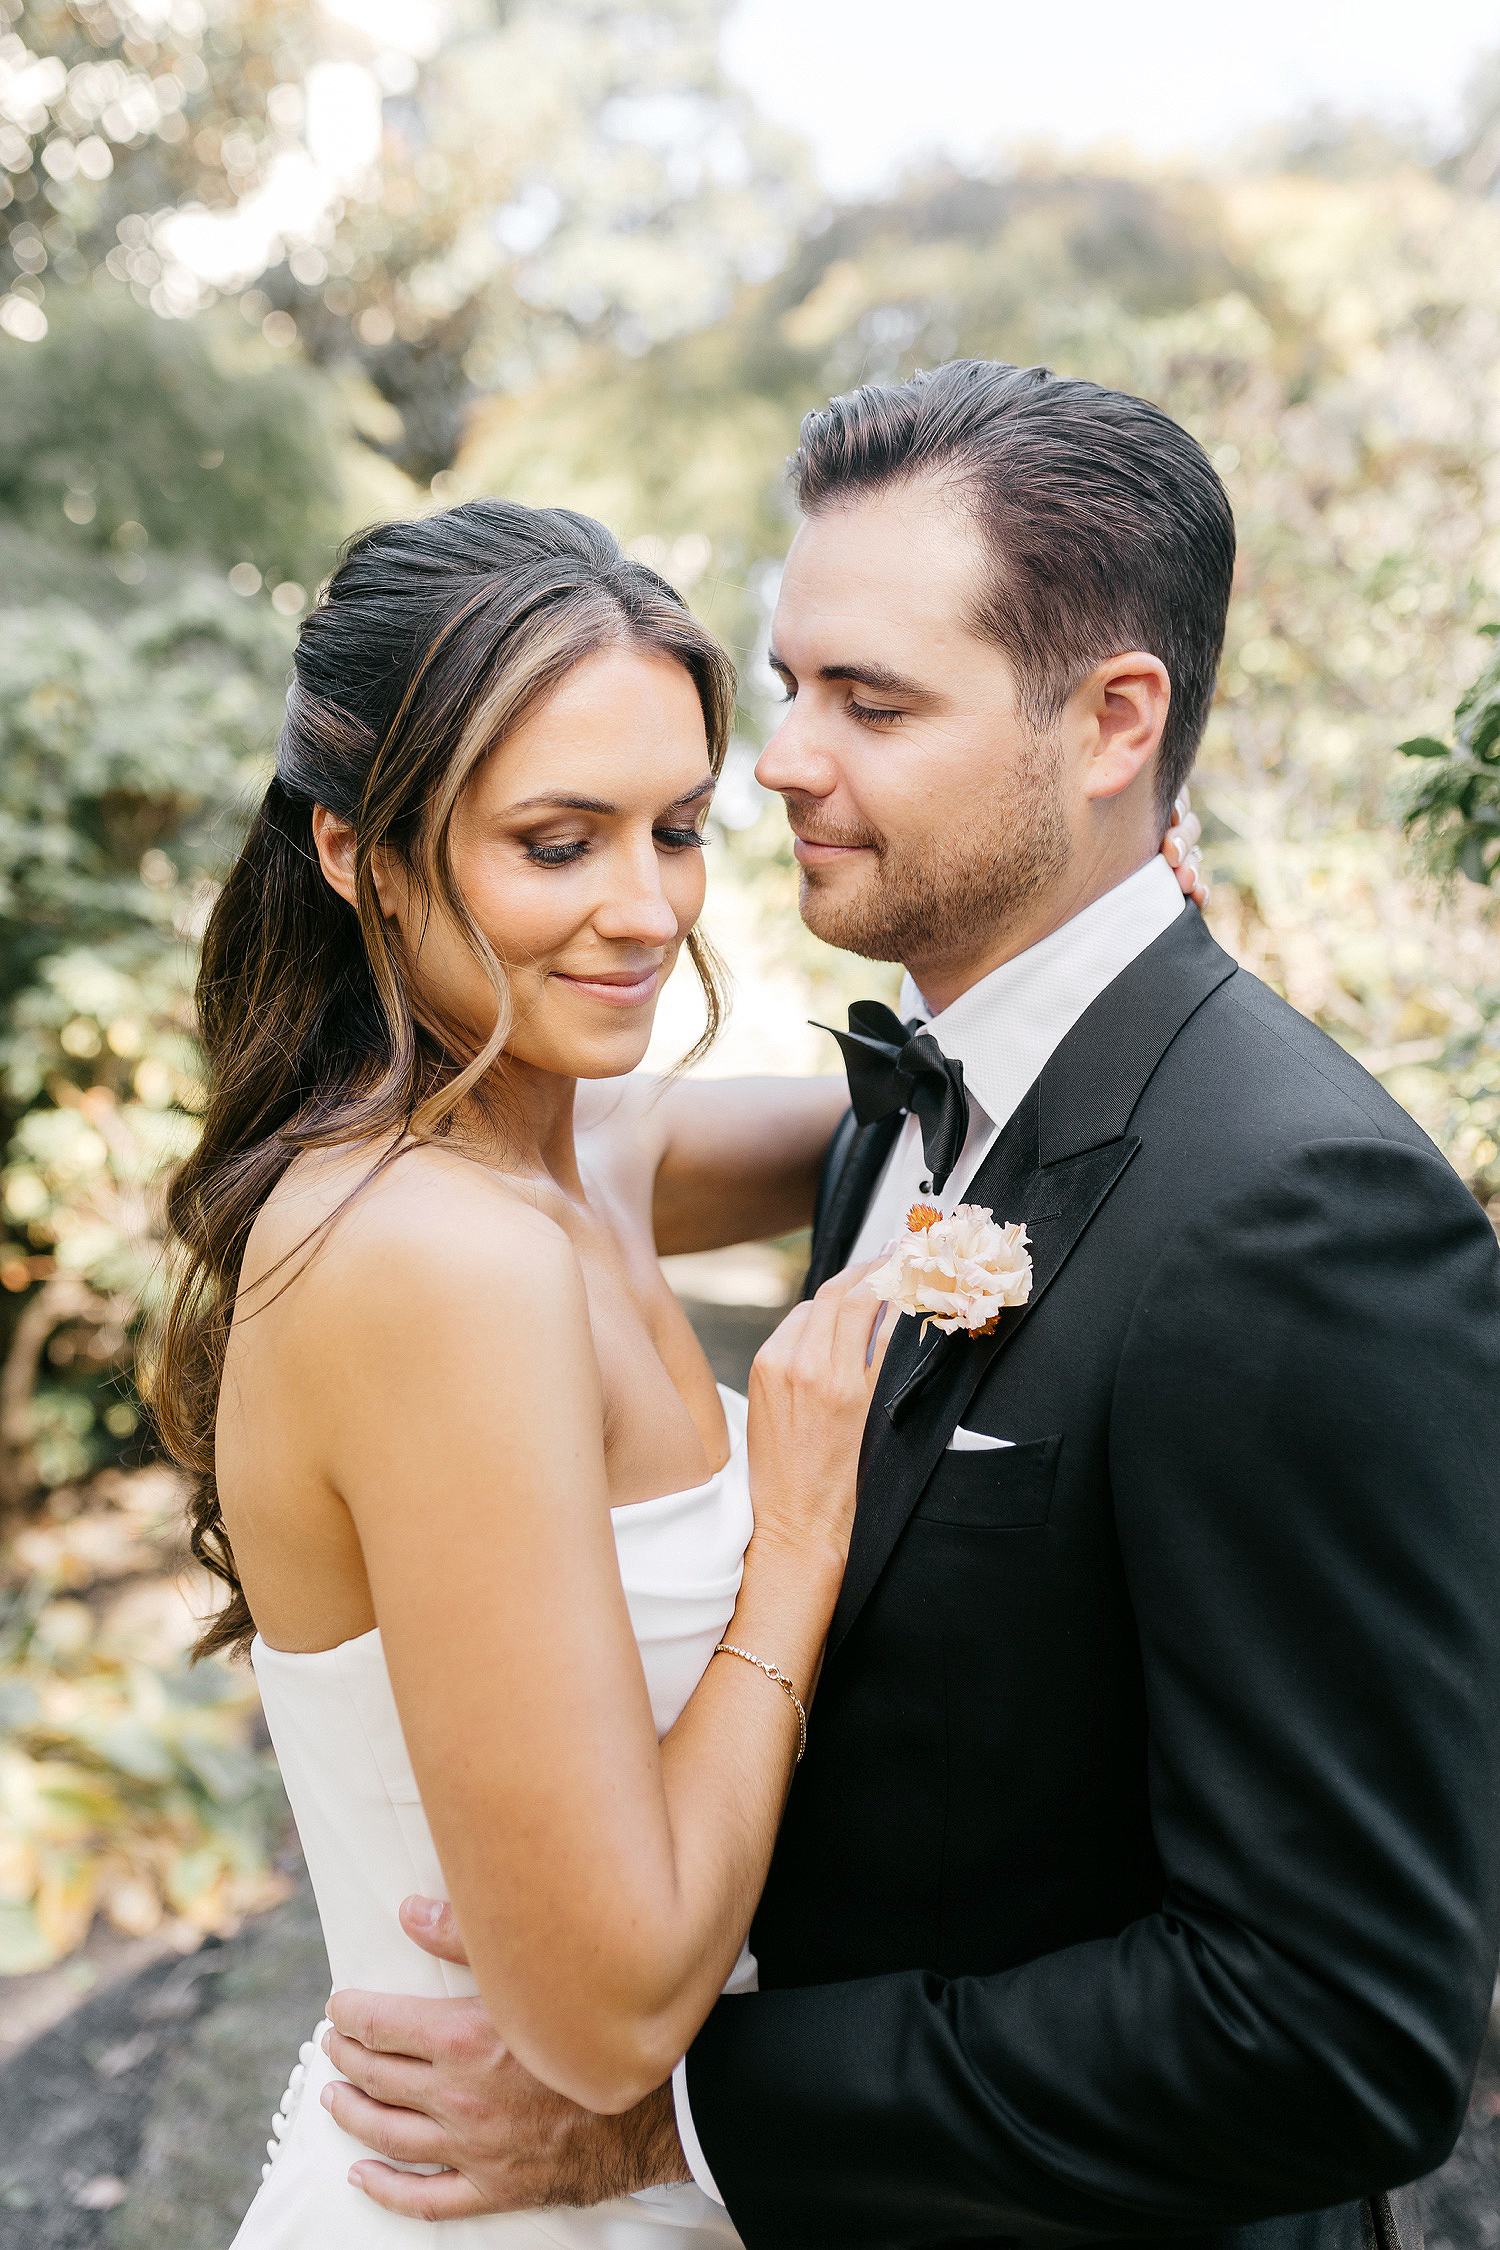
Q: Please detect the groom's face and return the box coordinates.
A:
[756,477,1074,988]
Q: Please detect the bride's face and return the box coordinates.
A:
[435,642,715,1081]
[325,643,715,1084]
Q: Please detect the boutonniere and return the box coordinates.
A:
[868,1202,1033,1340]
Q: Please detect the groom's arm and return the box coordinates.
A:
[684,1136,1500,2249]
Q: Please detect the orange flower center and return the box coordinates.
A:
[905,1202,943,1233]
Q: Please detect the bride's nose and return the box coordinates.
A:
[591,839,682,948]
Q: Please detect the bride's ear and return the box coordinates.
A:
[312,803,358,908]
[312,805,401,921]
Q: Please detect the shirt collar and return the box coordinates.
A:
[899,855,1186,1134]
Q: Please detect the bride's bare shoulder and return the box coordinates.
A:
[243,1142,581,1339]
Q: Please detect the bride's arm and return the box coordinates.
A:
[316,1168,880,2116]
[651,1073,849,1252]
[576,1069,849,1254]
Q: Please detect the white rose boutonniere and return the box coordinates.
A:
[868,1202,1033,1340]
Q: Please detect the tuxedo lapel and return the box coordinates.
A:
[827,907,1237,1660]
[803,1112,903,1296]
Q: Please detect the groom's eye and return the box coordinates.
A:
[847,697,904,729]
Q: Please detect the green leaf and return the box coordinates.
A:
[1397,736,1452,758]
[1459,833,1493,884]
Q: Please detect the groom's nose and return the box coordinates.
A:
[755,707,840,802]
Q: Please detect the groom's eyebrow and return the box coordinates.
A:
[768,651,934,700]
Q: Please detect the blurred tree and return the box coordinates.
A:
[0,0,314,311]
[0,290,341,589]
[0,0,812,483]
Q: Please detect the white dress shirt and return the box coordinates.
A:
[671,854,1185,2209]
[850,854,1185,1261]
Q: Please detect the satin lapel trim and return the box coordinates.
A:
[827,1090,1137,1658]
[803,1113,903,1296]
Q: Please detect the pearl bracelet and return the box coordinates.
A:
[713,1642,808,1763]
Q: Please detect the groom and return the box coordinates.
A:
[321,361,1500,2247]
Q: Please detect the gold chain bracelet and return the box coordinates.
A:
[713,1642,808,1764]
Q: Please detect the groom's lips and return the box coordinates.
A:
[792,834,875,866]
[554,965,661,1006]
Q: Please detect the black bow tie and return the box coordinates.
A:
[820,1000,969,1194]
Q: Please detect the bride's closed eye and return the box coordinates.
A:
[522,824,708,868]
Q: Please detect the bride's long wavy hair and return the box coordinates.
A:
[147,500,735,1659]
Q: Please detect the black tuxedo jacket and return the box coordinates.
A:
[685,908,1500,2250]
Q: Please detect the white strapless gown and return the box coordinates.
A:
[232,1385,751,2248]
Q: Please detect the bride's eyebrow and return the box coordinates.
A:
[504,778,715,817]
[506,791,617,815]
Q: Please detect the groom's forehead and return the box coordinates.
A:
[773,492,991,659]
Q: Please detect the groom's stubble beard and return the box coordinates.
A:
[792,725,1072,974]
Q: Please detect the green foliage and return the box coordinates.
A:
[1400,629,1500,885]
[0,294,342,586]
[0,581,291,1482]
[0,1562,287,1972]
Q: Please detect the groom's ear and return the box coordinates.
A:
[1077,653,1172,807]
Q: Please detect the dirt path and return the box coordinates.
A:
[0,1877,327,2248]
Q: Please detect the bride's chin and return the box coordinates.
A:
[524,1020,660,1081]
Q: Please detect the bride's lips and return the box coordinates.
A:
[552,964,662,1007]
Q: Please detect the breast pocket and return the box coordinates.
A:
[913,1433,1062,1530]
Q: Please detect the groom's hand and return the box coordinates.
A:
[322,1896,693,2219]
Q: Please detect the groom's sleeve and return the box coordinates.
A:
[683,1137,1500,2249]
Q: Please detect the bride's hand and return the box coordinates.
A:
[745,1261,893,1582]
[1162,787,1209,907]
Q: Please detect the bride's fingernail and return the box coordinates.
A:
[407,1896,441,1930]
[320,2085,334,2110]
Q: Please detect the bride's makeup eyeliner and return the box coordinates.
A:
[521,821,709,867]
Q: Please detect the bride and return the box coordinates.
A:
[149,497,1201,2245]
[149,496,884,2246]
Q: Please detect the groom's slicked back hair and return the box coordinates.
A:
[791,360,1235,820]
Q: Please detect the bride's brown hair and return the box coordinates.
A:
[146,500,735,1659]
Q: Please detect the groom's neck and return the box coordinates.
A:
[903,841,1162,1016]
